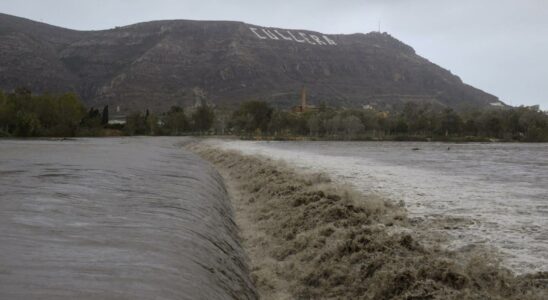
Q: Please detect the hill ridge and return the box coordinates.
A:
[0,13,502,112]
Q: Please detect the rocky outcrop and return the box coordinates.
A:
[0,13,502,112]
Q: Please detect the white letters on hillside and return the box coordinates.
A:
[249,27,267,39]
[249,27,337,46]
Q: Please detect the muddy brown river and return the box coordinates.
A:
[0,137,257,300]
[212,140,548,274]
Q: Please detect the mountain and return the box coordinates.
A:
[0,13,503,113]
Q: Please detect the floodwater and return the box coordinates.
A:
[211,140,548,274]
[0,138,257,300]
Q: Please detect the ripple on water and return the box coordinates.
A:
[0,138,257,299]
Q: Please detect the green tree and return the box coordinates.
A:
[192,101,215,134]
[342,115,364,139]
[268,110,292,136]
[359,109,379,134]
[463,119,479,136]
[101,105,109,125]
[15,111,41,137]
[125,112,147,135]
[231,101,273,134]
[35,95,59,131]
[307,114,321,136]
[480,111,503,138]
[79,107,103,135]
[213,109,230,135]
[0,91,8,134]
[52,93,86,136]
[438,108,463,136]
[393,117,409,134]
[326,114,343,136]
[518,106,548,141]
[146,112,159,135]
[0,90,86,137]
[164,106,188,135]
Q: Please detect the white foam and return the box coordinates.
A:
[211,140,548,274]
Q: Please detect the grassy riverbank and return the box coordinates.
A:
[189,143,547,299]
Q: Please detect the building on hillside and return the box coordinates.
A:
[108,115,126,125]
[291,87,319,113]
[490,101,505,108]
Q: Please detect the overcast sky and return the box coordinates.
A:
[1,0,547,109]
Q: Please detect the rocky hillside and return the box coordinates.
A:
[0,13,503,112]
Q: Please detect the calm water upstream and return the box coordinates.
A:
[0,137,256,300]
[211,140,548,274]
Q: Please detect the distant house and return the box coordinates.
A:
[291,87,319,113]
[108,114,127,125]
[108,119,126,125]
[490,102,505,107]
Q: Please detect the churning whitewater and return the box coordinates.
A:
[209,140,548,274]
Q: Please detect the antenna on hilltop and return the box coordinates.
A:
[378,20,381,33]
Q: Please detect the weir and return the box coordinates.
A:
[0,138,257,300]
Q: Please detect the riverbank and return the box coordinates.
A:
[236,134,496,143]
[2,133,545,143]
[189,142,548,299]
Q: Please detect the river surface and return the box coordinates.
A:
[210,140,548,274]
[0,137,257,300]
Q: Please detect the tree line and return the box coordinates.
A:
[123,102,215,136]
[0,89,216,137]
[1,89,547,142]
[228,101,548,142]
[0,88,87,137]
